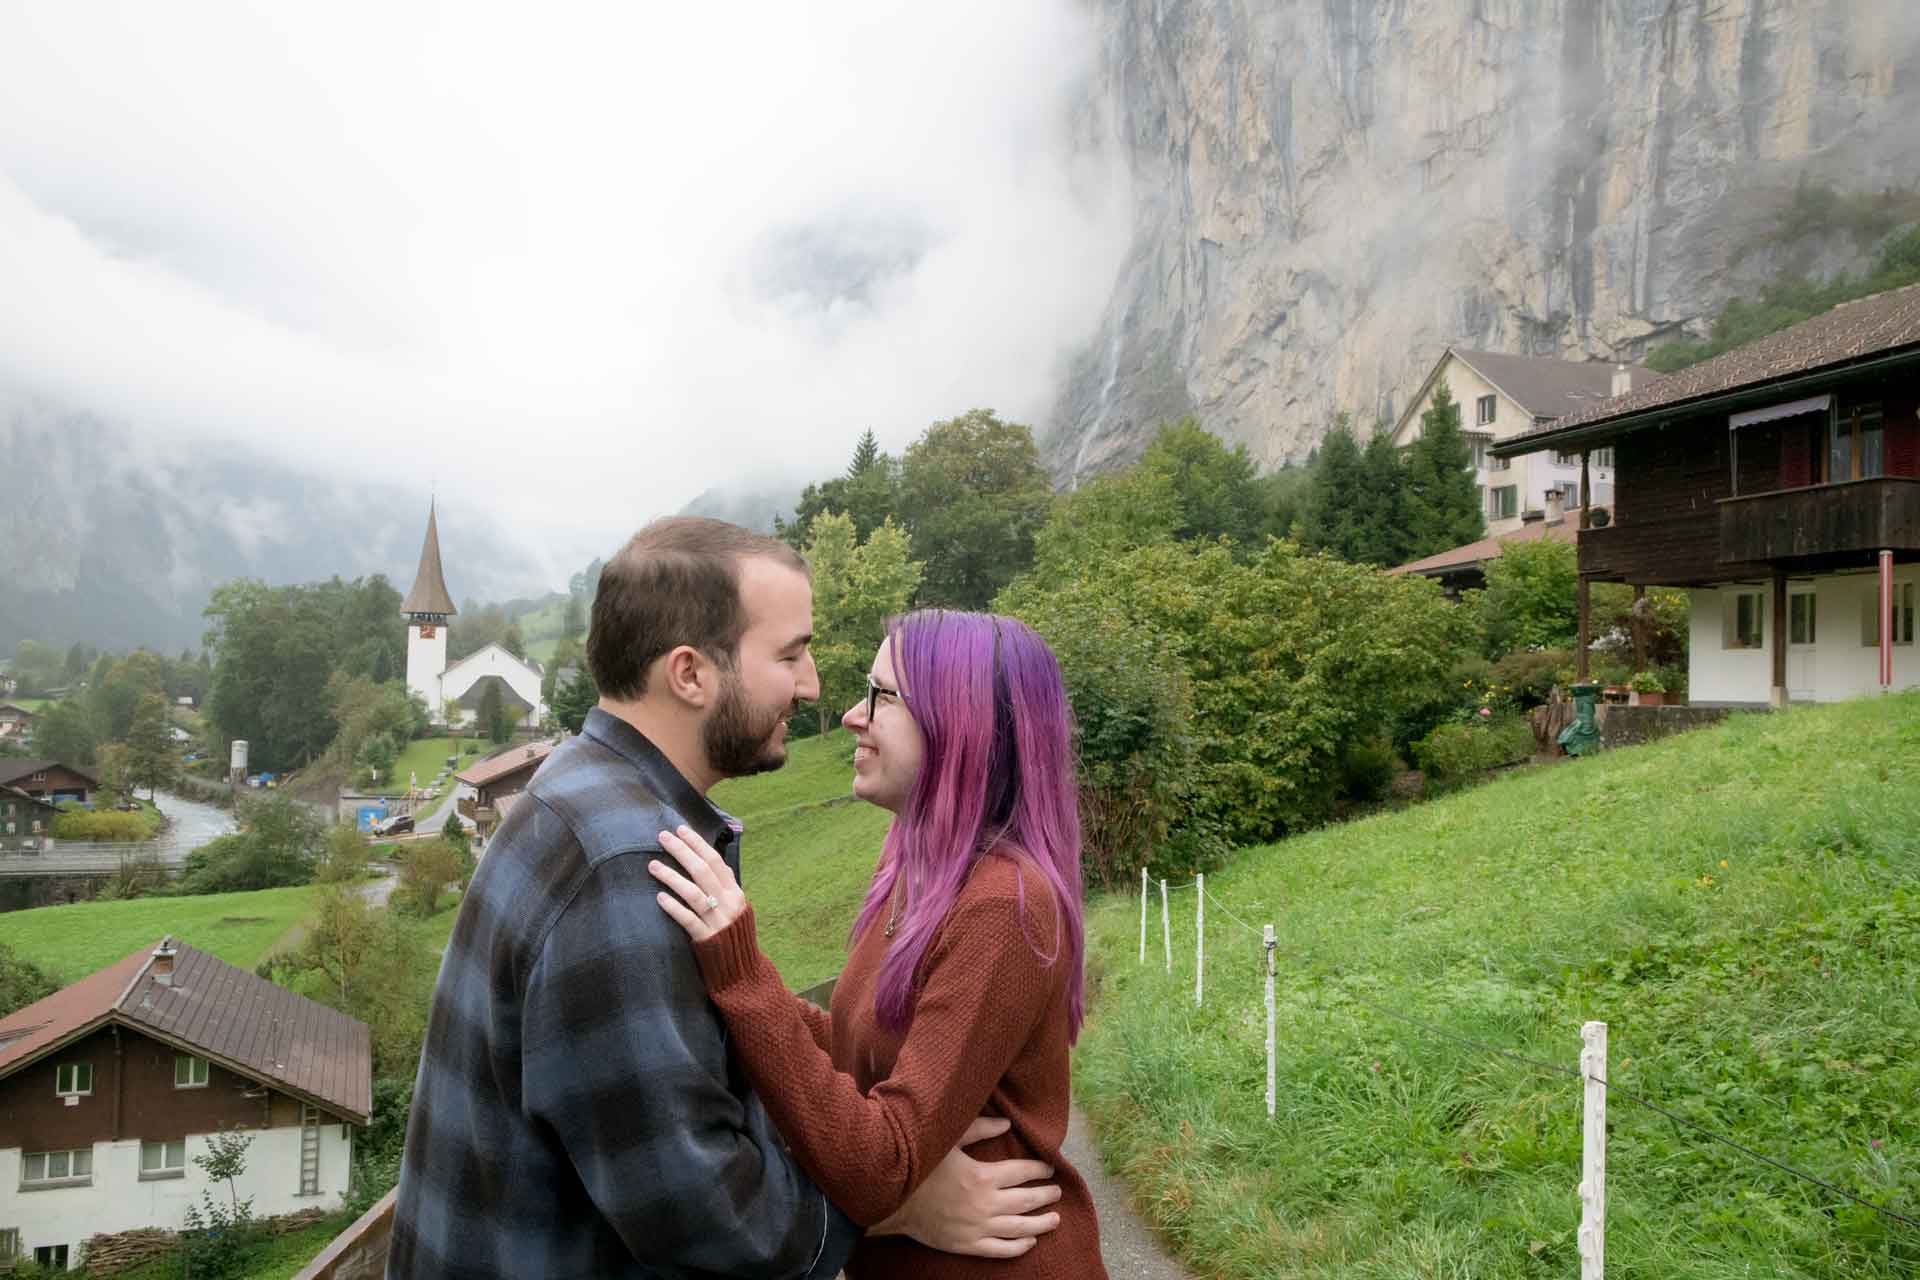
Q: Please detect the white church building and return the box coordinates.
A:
[403,504,547,731]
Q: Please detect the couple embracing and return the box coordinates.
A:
[388,517,1106,1278]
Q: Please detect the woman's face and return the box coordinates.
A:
[842,637,924,813]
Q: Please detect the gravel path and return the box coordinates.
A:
[1064,1102,1193,1280]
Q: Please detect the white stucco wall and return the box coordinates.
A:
[406,623,447,717]
[0,1123,351,1267]
[440,643,547,727]
[1393,354,1617,536]
[1689,573,1920,704]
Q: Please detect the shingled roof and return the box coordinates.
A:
[0,937,370,1124]
[401,500,459,618]
[1451,349,1654,421]
[1494,282,1920,456]
[0,759,99,789]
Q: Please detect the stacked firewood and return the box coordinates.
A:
[78,1228,175,1276]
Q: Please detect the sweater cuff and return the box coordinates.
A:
[693,905,762,991]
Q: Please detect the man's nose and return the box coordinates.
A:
[794,651,821,704]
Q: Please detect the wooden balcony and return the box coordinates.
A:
[292,1188,395,1280]
[1577,513,1727,585]
[1718,477,1920,564]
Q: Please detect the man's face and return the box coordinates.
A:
[702,556,818,779]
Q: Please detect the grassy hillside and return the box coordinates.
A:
[711,727,894,989]
[0,885,319,984]
[1075,694,1920,1278]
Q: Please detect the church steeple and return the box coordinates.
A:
[401,501,458,620]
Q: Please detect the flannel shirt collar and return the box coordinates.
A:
[581,707,740,855]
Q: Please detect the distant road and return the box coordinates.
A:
[0,789,237,878]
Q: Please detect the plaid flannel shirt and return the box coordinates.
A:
[387,708,858,1279]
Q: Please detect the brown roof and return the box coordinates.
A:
[400,501,459,618]
[1496,282,1920,454]
[0,702,38,718]
[0,759,99,789]
[0,937,371,1124]
[0,784,58,813]
[1390,512,1584,577]
[1451,349,1655,421]
[455,739,556,788]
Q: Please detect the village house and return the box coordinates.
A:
[1492,282,1920,706]
[455,739,555,846]
[0,704,36,743]
[1389,492,1588,594]
[1392,348,1657,535]
[0,785,58,854]
[401,504,547,732]
[0,760,97,808]
[0,938,370,1271]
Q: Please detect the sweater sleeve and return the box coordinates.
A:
[693,876,1056,1226]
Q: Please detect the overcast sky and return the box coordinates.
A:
[0,2,1128,588]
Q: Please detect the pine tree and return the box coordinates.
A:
[1403,378,1485,557]
[123,694,176,800]
[1300,414,1367,561]
[1353,427,1411,566]
[847,429,882,478]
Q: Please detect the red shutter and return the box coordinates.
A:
[1886,398,1920,478]
[1779,422,1813,488]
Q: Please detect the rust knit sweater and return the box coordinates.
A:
[692,852,1106,1279]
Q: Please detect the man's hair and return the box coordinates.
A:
[586,517,809,700]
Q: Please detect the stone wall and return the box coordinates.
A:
[1595,703,1738,750]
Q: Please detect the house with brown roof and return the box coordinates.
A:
[0,938,370,1272]
[0,785,58,854]
[0,704,37,743]
[1491,282,1920,706]
[1390,495,1590,594]
[0,760,97,808]
[455,739,555,844]
[1391,348,1658,535]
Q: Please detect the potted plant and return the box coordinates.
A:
[1628,670,1667,707]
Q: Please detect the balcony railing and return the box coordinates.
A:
[1718,476,1920,564]
[291,1188,395,1280]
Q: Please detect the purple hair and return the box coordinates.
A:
[849,610,1087,1041]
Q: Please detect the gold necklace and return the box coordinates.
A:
[884,880,903,937]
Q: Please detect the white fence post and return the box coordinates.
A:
[1579,1021,1607,1280]
[1139,868,1148,965]
[1194,874,1205,1006]
[1264,924,1276,1119]
[1160,879,1170,971]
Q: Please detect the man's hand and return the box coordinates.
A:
[869,1116,1063,1258]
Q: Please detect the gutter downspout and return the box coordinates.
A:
[112,1024,123,1140]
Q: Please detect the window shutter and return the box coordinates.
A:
[1780,422,1813,488]
[1886,398,1920,477]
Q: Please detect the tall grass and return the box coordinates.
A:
[1075,694,1920,1278]
[0,885,318,984]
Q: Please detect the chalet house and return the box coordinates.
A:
[1,786,58,854]
[0,704,36,743]
[1492,283,1920,706]
[0,938,370,1272]
[1390,493,1588,594]
[0,761,96,808]
[456,739,555,845]
[1392,348,1657,535]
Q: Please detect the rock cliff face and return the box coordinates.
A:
[1048,0,1920,479]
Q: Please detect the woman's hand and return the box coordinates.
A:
[649,824,748,942]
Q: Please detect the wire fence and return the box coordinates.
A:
[1134,869,1919,1273]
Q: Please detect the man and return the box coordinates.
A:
[389,517,1061,1277]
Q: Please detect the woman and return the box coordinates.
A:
[650,609,1106,1277]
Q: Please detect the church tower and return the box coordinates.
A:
[401,501,458,717]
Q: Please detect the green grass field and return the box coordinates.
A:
[0,885,318,984]
[363,735,482,797]
[7,696,52,713]
[518,597,569,666]
[1075,694,1920,1279]
[711,728,894,989]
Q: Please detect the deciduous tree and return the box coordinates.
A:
[896,409,1052,608]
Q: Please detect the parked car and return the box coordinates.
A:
[370,813,415,837]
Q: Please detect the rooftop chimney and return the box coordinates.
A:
[1611,364,1632,397]
[1545,490,1566,524]
[1520,507,1545,525]
[151,941,178,986]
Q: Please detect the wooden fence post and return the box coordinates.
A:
[1264,924,1276,1119]
[1139,868,1148,965]
[1579,1021,1608,1280]
[1194,874,1205,1006]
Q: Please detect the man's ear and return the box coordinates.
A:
[656,645,714,709]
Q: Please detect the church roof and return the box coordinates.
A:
[401,502,459,618]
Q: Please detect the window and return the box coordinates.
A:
[1476,394,1497,426]
[22,1148,93,1187]
[1723,591,1766,651]
[1790,593,1817,646]
[1487,485,1518,520]
[0,1228,18,1264]
[175,1055,210,1089]
[1825,403,1885,482]
[35,1245,69,1270]
[1860,581,1916,647]
[55,1063,91,1097]
[140,1139,187,1178]
[1466,433,1491,470]
[1554,447,1615,468]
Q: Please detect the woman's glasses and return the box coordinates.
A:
[865,675,909,721]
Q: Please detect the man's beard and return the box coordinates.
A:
[703,668,793,779]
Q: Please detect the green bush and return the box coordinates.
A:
[1412,716,1536,786]
[1335,736,1401,804]
[49,803,158,841]
[1489,647,1575,709]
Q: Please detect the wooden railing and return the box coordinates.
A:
[291,1189,396,1280]
[1718,476,1920,563]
